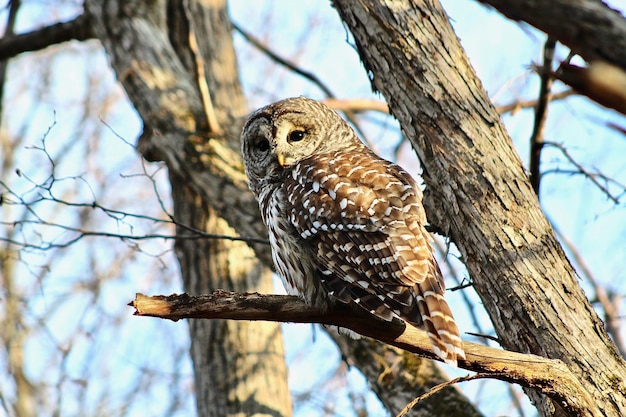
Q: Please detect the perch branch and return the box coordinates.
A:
[130,291,597,416]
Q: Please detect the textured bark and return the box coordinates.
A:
[332,0,626,416]
[82,1,291,416]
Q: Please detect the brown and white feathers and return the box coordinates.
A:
[241,97,464,366]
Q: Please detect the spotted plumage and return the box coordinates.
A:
[241,97,464,366]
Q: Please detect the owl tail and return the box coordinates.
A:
[413,276,465,367]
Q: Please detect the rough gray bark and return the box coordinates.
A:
[81,1,292,416]
[332,0,626,416]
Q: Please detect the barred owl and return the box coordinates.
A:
[241,97,464,366]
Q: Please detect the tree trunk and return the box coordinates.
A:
[82,1,292,416]
[332,0,626,416]
[328,332,484,417]
[172,184,291,416]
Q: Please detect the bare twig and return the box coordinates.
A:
[232,21,334,98]
[232,22,373,143]
[529,37,556,195]
[322,98,389,115]
[496,89,574,114]
[183,3,221,135]
[543,142,622,204]
[396,373,494,417]
[130,291,597,416]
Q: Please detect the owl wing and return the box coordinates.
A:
[286,150,464,365]
[285,150,435,317]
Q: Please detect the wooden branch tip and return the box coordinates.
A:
[130,293,179,319]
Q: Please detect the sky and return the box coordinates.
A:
[1,1,625,416]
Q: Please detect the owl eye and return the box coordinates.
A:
[255,138,270,152]
[288,130,306,143]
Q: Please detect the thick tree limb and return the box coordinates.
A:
[333,1,626,416]
[130,291,596,417]
[555,61,626,115]
[0,14,93,61]
[479,0,626,115]
[477,0,626,69]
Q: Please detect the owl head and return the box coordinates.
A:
[241,97,360,197]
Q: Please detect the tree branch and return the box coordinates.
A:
[495,89,574,114]
[529,37,556,195]
[130,291,596,417]
[554,61,626,115]
[477,0,626,69]
[0,13,94,61]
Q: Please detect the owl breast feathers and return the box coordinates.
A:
[241,96,464,366]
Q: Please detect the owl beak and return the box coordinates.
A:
[277,153,286,167]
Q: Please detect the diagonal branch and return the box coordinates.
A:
[0,13,94,61]
[477,0,626,69]
[544,141,621,203]
[130,291,597,417]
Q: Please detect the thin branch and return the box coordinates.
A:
[529,37,556,195]
[231,22,373,143]
[130,291,597,417]
[0,13,94,61]
[543,142,622,203]
[183,3,222,136]
[496,89,574,115]
[0,182,269,249]
[322,98,389,115]
[232,21,334,98]
[396,373,494,417]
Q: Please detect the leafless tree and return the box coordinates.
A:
[1,1,625,416]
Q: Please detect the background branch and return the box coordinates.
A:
[496,89,574,115]
[0,13,93,61]
[529,37,556,195]
[478,0,626,68]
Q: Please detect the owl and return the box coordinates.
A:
[241,97,464,366]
